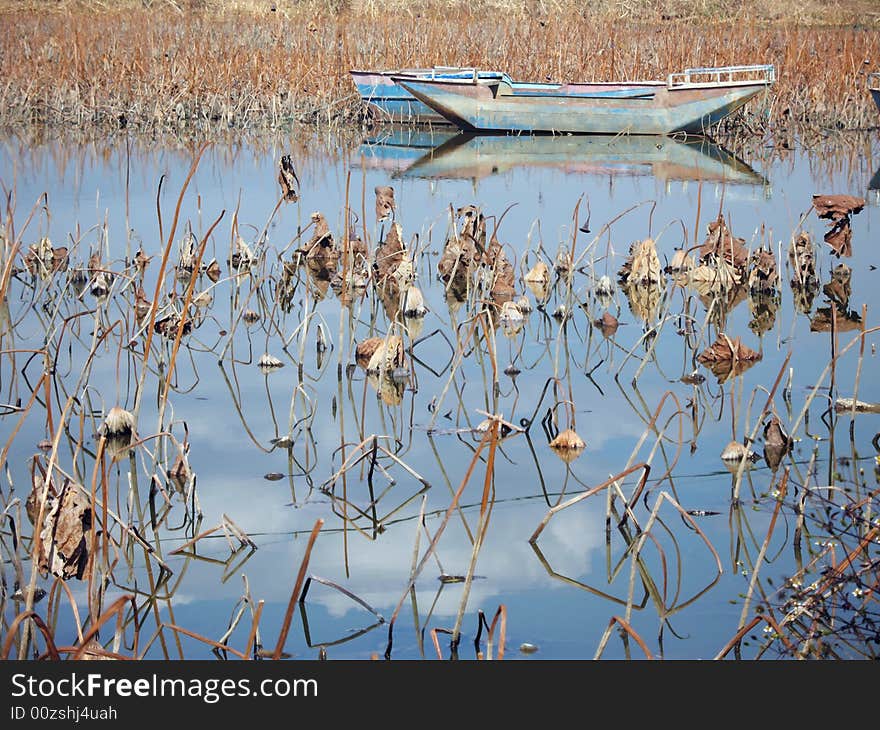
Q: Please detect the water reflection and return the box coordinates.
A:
[1,129,879,661]
[359,128,769,188]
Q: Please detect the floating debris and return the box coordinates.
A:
[519,643,539,654]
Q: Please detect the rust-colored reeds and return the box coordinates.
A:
[0,1,877,136]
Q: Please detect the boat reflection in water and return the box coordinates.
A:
[357,128,769,189]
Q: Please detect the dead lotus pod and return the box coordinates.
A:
[549,429,586,462]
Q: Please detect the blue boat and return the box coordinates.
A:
[393,64,775,136]
[350,67,608,124]
[350,68,509,124]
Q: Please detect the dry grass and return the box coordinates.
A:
[0,1,877,136]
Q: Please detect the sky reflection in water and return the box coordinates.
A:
[2,127,879,660]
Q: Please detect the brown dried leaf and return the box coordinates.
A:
[594,311,619,338]
[366,335,405,374]
[809,306,862,333]
[375,185,395,223]
[696,333,762,383]
[355,337,384,370]
[811,193,864,221]
[822,263,852,307]
[747,249,779,293]
[762,416,791,471]
[700,214,748,269]
[788,232,817,288]
[823,218,852,257]
[38,479,92,581]
[278,154,300,202]
[456,205,486,254]
[374,222,406,282]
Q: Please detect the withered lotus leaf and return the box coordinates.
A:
[700,215,748,269]
[524,261,550,284]
[747,249,779,292]
[809,306,862,333]
[594,311,619,338]
[374,222,406,283]
[549,428,586,463]
[375,185,395,223]
[278,154,300,203]
[619,238,662,285]
[37,479,92,581]
[697,333,762,383]
[823,218,852,257]
[355,337,384,370]
[811,194,864,221]
[822,263,852,307]
[762,416,792,471]
[788,232,817,288]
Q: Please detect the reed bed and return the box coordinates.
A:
[0,1,878,137]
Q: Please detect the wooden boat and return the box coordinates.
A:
[350,68,510,123]
[350,67,576,124]
[869,72,880,114]
[393,64,775,136]
[387,132,768,186]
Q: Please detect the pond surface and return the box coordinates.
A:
[1,125,879,660]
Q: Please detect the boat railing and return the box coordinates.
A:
[869,72,880,91]
[427,67,512,84]
[667,64,776,89]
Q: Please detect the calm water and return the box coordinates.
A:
[1,126,879,660]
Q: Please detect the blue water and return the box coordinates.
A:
[1,126,879,660]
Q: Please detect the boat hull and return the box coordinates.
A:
[350,70,449,123]
[397,78,769,135]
